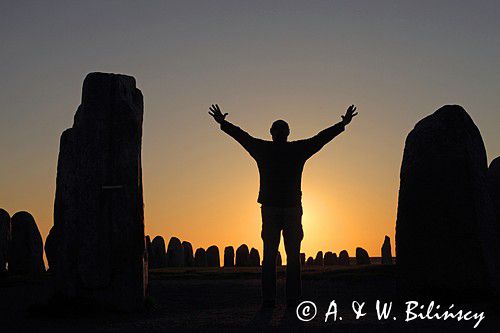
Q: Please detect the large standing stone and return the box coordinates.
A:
[276,251,282,266]
[324,252,338,266]
[488,157,500,223]
[236,244,249,267]
[339,250,350,265]
[356,247,370,265]
[9,211,45,274]
[50,73,146,310]
[182,241,194,267]
[314,251,324,266]
[194,248,207,267]
[381,236,392,265]
[206,245,220,267]
[167,237,184,267]
[0,209,11,272]
[248,248,260,267]
[150,236,167,268]
[224,246,234,267]
[396,105,500,292]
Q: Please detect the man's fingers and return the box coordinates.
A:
[224,113,228,117]
[208,111,215,116]
[215,104,221,112]
[352,112,358,117]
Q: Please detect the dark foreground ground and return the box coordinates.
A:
[1,264,499,332]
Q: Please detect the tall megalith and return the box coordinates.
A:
[50,72,146,310]
[396,105,500,292]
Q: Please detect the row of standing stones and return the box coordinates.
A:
[144,235,393,268]
[0,73,498,310]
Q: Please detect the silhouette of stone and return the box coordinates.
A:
[381,236,392,265]
[150,236,167,268]
[224,246,234,267]
[145,235,152,265]
[356,247,370,265]
[194,248,207,267]
[248,248,260,267]
[339,250,350,265]
[306,256,314,266]
[236,244,249,267]
[9,211,45,274]
[0,209,10,272]
[50,73,146,310]
[182,241,194,267]
[396,105,500,292]
[206,245,220,267]
[300,253,306,266]
[488,157,500,223]
[276,251,282,266]
[324,252,338,266]
[167,237,184,267]
[314,251,324,266]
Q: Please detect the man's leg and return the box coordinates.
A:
[282,206,304,303]
[261,206,281,305]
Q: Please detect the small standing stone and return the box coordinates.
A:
[9,211,45,274]
[167,237,184,267]
[306,256,314,266]
[194,248,207,267]
[248,248,260,267]
[182,241,194,267]
[356,247,370,265]
[324,252,338,266]
[224,246,234,267]
[314,251,324,266]
[236,244,249,267]
[150,236,167,268]
[206,245,220,267]
[339,250,350,265]
[381,236,392,265]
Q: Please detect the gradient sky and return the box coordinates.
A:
[1,1,499,263]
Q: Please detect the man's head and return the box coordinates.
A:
[270,120,290,143]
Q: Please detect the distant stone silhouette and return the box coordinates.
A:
[396,105,500,292]
[306,256,314,266]
[339,250,350,265]
[236,244,249,267]
[381,236,392,265]
[206,245,220,267]
[150,236,167,268]
[356,247,370,265]
[49,73,146,310]
[248,247,260,267]
[300,253,306,266]
[9,211,45,274]
[0,209,10,272]
[324,252,338,266]
[276,251,282,267]
[167,237,184,267]
[314,251,324,266]
[488,157,500,223]
[194,248,207,267]
[224,246,234,267]
[182,241,194,267]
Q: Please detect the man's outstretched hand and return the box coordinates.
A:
[208,104,228,124]
[341,105,358,126]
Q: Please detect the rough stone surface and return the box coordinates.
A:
[182,241,194,267]
[236,244,249,267]
[339,250,350,265]
[356,247,370,265]
[0,209,10,272]
[50,73,146,310]
[314,251,324,266]
[9,211,45,274]
[381,236,392,265]
[224,246,234,267]
[194,248,207,267]
[206,246,220,267]
[276,251,282,266]
[150,236,167,269]
[396,105,500,291]
[167,237,184,267]
[324,252,338,266]
[248,248,260,267]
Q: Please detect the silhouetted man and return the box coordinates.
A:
[208,104,358,307]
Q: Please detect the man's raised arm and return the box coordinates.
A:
[208,104,258,156]
[301,105,358,158]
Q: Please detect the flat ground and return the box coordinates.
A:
[1,264,499,332]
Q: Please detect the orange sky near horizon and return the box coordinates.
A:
[1,1,499,265]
